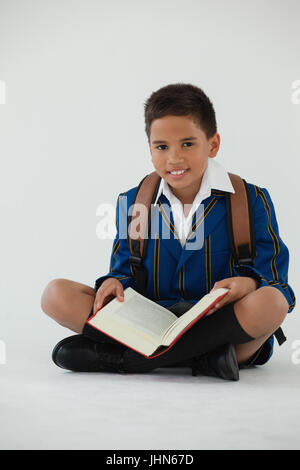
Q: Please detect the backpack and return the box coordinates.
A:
[126,171,286,346]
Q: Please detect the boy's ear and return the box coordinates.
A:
[209,133,221,157]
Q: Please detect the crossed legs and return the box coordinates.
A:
[41,279,288,366]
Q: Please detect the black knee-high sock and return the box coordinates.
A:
[122,302,254,373]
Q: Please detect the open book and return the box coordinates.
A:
[86,287,229,358]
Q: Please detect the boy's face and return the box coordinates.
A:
[149,115,220,201]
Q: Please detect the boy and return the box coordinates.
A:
[41,83,296,381]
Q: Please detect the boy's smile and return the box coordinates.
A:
[149,115,220,204]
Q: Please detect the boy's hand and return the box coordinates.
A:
[93,278,125,314]
[206,276,258,316]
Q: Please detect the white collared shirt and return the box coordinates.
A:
[153,158,235,247]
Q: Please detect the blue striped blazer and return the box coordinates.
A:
[94,180,296,354]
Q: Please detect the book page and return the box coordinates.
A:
[161,288,229,346]
[88,287,178,342]
[92,313,160,357]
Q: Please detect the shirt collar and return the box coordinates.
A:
[153,157,235,207]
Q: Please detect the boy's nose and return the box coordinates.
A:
[167,156,186,165]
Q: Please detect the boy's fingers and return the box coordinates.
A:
[93,280,124,310]
[96,291,117,311]
[117,286,124,301]
[95,292,107,311]
[206,307,214,316]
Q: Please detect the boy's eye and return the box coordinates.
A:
[156,142,194,150]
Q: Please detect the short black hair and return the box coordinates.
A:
[144,82,217,143]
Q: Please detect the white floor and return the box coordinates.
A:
[1,335,300,450]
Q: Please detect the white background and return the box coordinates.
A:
[0,0,299,450]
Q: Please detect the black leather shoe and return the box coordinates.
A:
[52,334,127,373]
[190,343,239,381]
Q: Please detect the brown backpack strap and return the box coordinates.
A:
[128,171,161,295]
[226,174,286,346]
[226,173,256,265]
